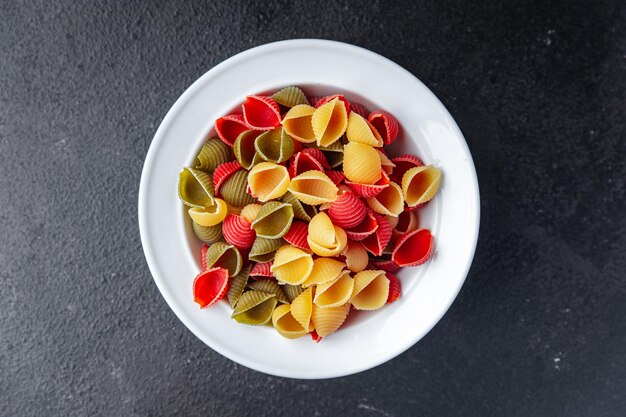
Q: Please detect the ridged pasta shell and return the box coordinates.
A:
[288,150,325,178]
[192,221,223,244]
[314,270,354,308]
[215,114,250,147]
[271,86,310,107]
[350,102,369,118]
[342,241,369,272]
[386,272,401,304]
[346,111,383,147]
[312,98,348,147]
[271,245,314,285]
[307,212,347,257]
[255,127,294,164]
[231,290,277,325]
[249,261,273,280]
[377,149,396,175]
[290,286,314,331]
[220,169,257,207]
[345,210,378,241]
[227,264,251,308]
[361,214,393,257]
[367,181,404,216]
[233,130,263,169]
[188,198,228,227]
[392,210,419,240]
[343,142,382,185]
[401,165,442,207]
[350,270,390,311]
[369,258,401,273]
[281,191,317,221]
[213,161,242,196]
[281,104,317,143]
[345,169,390,198]
[249,237,283,262]
[283,284,304,302]
[272,304,308,339]
[195,138,231,172]
[390,154,424,183]
[302,258,345,288]
[282,221,310,250]
[392,229,434,267]
[311,302,350,338]
[248,280,289,303]
[248,162,291,202]
[193,267,229,308]
[178,167,215,208]
[314,94,351,114]
[251,201,294,239]
[240,203,263,223]
[242,95,281,130]
[368,110,400,145]
[205,242,242,277]
[328,190,367,229]
[288,170,338,205]
[222,214,256,249]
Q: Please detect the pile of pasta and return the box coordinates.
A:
[178,86,441,341]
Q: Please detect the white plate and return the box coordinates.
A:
[138,39,480,379]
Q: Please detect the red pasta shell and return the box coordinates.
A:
[314,94,351,114]
[215,114,250,147]
[193,267,229,308]
[213,161,242,195]
[345,210,378,241]
[361,213,393,256]
[393,210,419,240]
[283,221,310,250]
[328,190,367,229]
[288,150,325,178]
[350,102,370,118]
[368,110,399,145]
[301,147,330,168]
[390,154,425,183]
[201,244,209,271]
[242,95,281,130]
[392,229,434,267]
[310,330,323,343]
[386,272,401,303]
[369,259,401,272]
[223,214,256,249]
[250,262,274,280]
[325,170,345,186]
[345,170,390,198]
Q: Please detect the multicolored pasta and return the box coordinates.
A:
[350,270,390,311]
[233,130,263,169]
[281,104,317,143]
[307,212,347,257]
[255,127,294,163]
[343,142,382,185]
[247,162,290,202]
[196,137,231,172]
[311,98,348,147]
[231,290,277,325]
[346,111,383,147]
[401,165,442,207]
[251,201,294,239]
[219,169,256,207]
[271,86,310,108]
[249,237,284,263]
[288,170,338,205]
[271,245,314,285]
[178,167,215,208]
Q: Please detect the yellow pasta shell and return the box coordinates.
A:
[378,150,396,175]
[342,241,369,272]
[343,142,382,185]
[248,162,291,202]
[367,181,404,216]
[290,286,314,331]
[272,304,308,339]
[307,212,347,257]
[188,198,228,226]
[312,98,348,147]
[311,302,350,338]
[301,258,345,288]
[288,170,338,205]
[281,104,317,143]
[351,270,390,311]
[271,245,314,285]
[401,165,442,207]
[240,203,263,223]
[314,270,354,308]
[346,111,383,147]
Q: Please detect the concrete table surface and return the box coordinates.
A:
[1,1,625,416]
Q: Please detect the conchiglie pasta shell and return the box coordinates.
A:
[249,237,284,262]
[205,242,242,277]
[301,258,345,288]
[192,221,223,244]
[343,142,382,185]
[240,203,263,223]
[367,181,404,216]
[248,279,289,303]
[328,190,367,229]
[272,304,308,339]
[281,104,317,143]
[220,169,256,207]
[290,286,314,331]
[346,111,383,147]
[227,264,251,308]
[222,214,255,249]
[188,198,228,227]
[342,241,369,272]
[178,168,215,208]
[271,245,314,285]
[195,138,231,172]
[312,98,348,147]
[232,290,277,325]
[247,162,291,202]
[281,191,317,221]
[283,284,304,302]
[307,212,348,257]
[288,170,338,205]
[251,201,294,239]
[271,86,310,107]
[255,127,294,164]
[314,271,354,308]
[401,165,442,207]
[311,302,350,338]
[233,130,263,169]
[350,270,389,311]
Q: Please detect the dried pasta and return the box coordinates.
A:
[311,98,348,147]
[248,162,290,202]
[401,165,442,207]
[350,270,389,311]
[251,201,294,239]
[343,142,382,185]
[288,170,338,205]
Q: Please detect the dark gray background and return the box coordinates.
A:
[1,0,625,416]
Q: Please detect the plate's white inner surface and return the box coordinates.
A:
[139,40,479,379]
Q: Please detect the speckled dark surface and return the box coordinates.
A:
[1,0,625,415]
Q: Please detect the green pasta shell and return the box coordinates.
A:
[178,168,215,208]
[192,221,223,244]
[249,237,284,262]
[233,130,263,169]
[282,191,317,222]
[271,86,310,107]
[255,127,294,164]
[220,169,257,208]
[248,280,289,303]
[195,138,231,172]
[231,290,277,325]
[320,141,344,168]
[205,242,242,277]
[283,284,304,303]
[227,264,251,308]
[251,202,294,239]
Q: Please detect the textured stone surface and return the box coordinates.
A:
[1,0,625,416]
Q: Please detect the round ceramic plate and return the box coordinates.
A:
[138,39,480,379]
